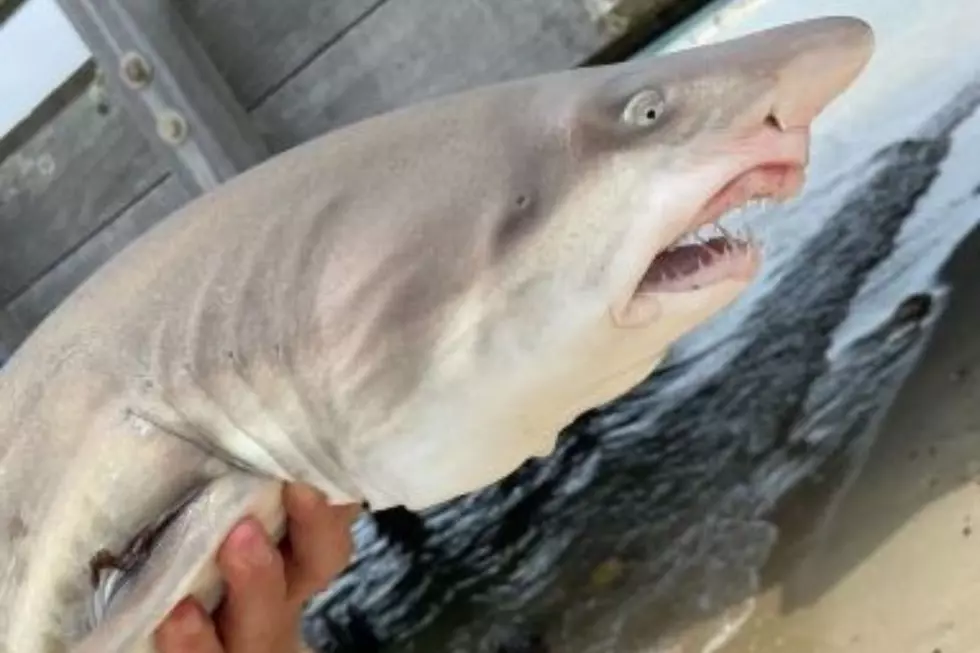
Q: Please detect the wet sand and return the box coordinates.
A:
[710,223,980,653]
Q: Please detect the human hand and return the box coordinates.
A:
[154,483,360,653]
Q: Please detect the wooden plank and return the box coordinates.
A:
[1,0,712,351]
[0,87,167,304]
[3,175,188,338]
[0,0,608,306]
[56,0,269,193]
[583,0,710,35]
[583,0,719,64]
[174,0,385,109]
[251,0,608,149]
[0,61,97,164]
[0,0,383,302]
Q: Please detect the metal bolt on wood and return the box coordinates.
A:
[55,0,269,194]
[119,51,153,89]
[156,110,189,145]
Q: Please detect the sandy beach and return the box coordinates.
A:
[701,223,980,653]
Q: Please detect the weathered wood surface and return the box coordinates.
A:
[0,0,713,353]
[249,0,607,149]
[0,88,164,304]
[4,177,189,343]
[57,0,270,193]
[0,0,387,315]
[174,0,386,109]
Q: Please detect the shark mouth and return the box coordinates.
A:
[636,163,804,294]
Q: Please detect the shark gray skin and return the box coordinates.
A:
[0,16,872,653]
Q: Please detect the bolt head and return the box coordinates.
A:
[120,52,153,89]
[156,110,189,145]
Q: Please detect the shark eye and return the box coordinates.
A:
[623,89,666,127]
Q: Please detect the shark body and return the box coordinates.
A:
[0,17,873,653]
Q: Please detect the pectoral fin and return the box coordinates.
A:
[72,471,286,653]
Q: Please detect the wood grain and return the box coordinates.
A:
[0,0,704,352]
[3,175,188,339]
[0,92,165,304]
[251,0,606,150]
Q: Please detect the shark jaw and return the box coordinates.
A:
[609,130,809,331]
[621,109,810,310]
[637,160,805,295]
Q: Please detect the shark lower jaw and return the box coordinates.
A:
[634,159,805,296]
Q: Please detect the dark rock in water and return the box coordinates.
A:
[303,84,980,653]
[889,293,934,328]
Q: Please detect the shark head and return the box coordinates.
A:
[577,16,875,331]
[478,16,876,398]
[296,18,873,510]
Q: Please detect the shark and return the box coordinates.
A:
[0,16,873,653]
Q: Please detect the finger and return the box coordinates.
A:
[213,517,289,653]
[281,484,359,604]
[154,599,223,653]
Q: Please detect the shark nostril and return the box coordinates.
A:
[765,112,784,131]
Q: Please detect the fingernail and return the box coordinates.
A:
[229,519,273,567]
[171,600,203,637]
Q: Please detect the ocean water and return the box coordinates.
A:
[303,2,980,652]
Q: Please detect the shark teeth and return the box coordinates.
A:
[639,235,754,293]
[634,182,789,296]
[670,221,757,251]
[671,188,780,251]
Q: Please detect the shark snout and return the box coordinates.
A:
[767,16,875,130]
